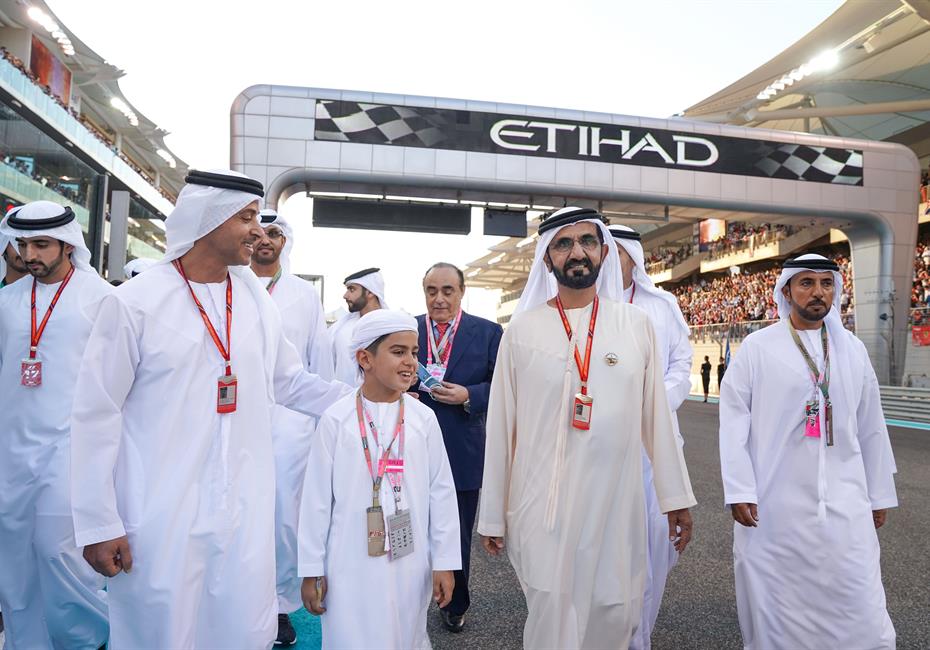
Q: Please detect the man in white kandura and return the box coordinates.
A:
[478,207,696,649]
[329,267,386,384]
[0,201,110,649]
[719,252,898,650]
[299,309,461,649]
[1,231,29,288]
[609,224,693,650]
[252,207,334,646]
[69,170,351,650]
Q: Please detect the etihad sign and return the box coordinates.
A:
[490,119,719,168]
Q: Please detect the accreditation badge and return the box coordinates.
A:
[572,393,593,430]
[217,374,238,413]
[366,506,387,556]
[387,509,414,560]
[804,399,821,438]
[21,359,42,387]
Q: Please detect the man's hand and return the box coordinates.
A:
[480,535,505,556]
[83,536,133,577]
[430,381,469,405]
[667,508,693,553]
[302,576,327,615]
[433,570,455,608]
[731,503,759,528]
[873,509,887,529]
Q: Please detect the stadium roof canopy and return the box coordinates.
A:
[0,0,189,199]
[683,0,930,155]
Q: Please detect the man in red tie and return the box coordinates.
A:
[414,262,502,634]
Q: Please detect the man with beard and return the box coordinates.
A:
[609,224,692,650]
[329,268,387,384]
[251,208,333,646]
[478,207,696,649]
[69,170,351,649]
[0,201,111,649]
[1,233,28,287]
[720,253,897,650]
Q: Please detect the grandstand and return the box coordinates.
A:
[464,0,930,388]
[0,0,188,276]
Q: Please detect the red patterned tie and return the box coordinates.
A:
[436,321,450,338]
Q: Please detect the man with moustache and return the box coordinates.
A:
[0,201,111,649]
[69,170,351,649]
[329,267,387,384]
[478,207,695,649]
[252,208,333,646]
[720,253,898,650]
[414,262,502,633]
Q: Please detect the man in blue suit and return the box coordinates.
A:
[415,262,503,634]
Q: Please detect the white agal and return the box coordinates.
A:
[266,271,334,613]
[0,269,111,650]
[478,299,696,649]
[719,320,898,650]
[298,394,461,650]
[70,264,350,650]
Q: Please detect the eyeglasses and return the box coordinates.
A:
[549,234,601,253]
[264,229,284,240]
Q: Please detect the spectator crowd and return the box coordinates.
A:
[1,47,176,205]
[705,222,796,260]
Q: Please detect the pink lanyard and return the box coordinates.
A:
[356,392,405,502]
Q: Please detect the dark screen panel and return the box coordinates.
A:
[312,198,471,235]
[484,209,527,237]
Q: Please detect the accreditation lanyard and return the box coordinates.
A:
[627,284,636,304]
[28,265,75,361]
[788,321,833,446]
[174,260,233,375]
[356,391,405,510]
[264,267,283,295]
[426,311,461,366]
[555,295,599,396]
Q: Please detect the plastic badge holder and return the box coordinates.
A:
[417,363,442,390]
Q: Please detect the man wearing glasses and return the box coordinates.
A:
[478,207,695,650]
[252,208,334,647]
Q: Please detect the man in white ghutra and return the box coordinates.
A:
[720,252,897,650]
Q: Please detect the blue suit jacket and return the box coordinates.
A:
[416,312,503,491]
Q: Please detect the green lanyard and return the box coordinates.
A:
[265,267,283,294]
[788,321,833,446]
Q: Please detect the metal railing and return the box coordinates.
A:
[880,386,930,424]
[689,319,777,344]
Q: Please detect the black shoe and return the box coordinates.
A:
[440,609,465,633]
[275,613,297,646]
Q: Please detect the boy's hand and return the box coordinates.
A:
[302,576,327,615]
[480,535,505,556]
[432,570,454,608]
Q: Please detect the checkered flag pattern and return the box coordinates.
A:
[754,144,863,186]
[315,101,449,148]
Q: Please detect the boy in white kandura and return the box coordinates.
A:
[298,309,461,649]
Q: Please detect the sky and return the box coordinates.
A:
[50,0,844,319]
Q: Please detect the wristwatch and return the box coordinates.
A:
[463,399,471,414]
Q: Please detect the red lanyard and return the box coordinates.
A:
[29,266,75,359]
[555,295,599,395]
[356,391,405,494]
[427,311,461,366]
[628,284,636,303]
[173,260,233,375]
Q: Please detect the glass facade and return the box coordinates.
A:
[0,99,97,241]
